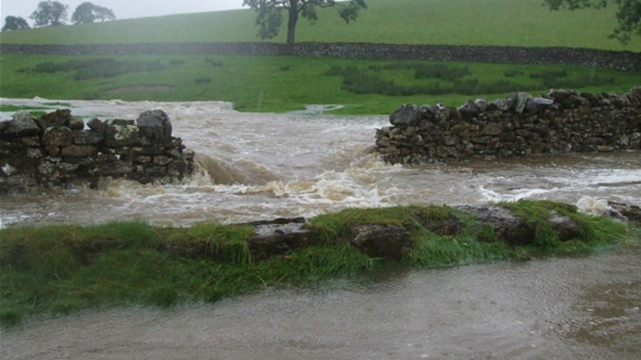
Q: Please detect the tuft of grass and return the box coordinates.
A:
[205,58,223,67]
[194,77,211,84]
[504,69,524,77]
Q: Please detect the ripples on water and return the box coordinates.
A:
[2,247,640,360]
[1,98,640,227]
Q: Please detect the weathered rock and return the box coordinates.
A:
[458,100,479,118]
[549,213,580,241]
[475,98,488,113]
[106,119,135,126]
[137,110,173,145]
[0,120,9,134]
[548,89,574,109]
[41,109,72,127]
[459,206,536,245]
[87,118,106,134]
[26,148,44,159]
[68,117,85,131]
[514,92,533,114]
[153,156,172,166]
[609,201,641,225]
[98,161,132,175]
[104,124,139,147]
[246,221,316,259]
[349,224,412,260]
[43,126,74,146]
[525,97,554,114]
[3,112,41,138]
[390,104,420,127]
[61,145,97,158]
[73,131,104,145]
[144,165,167,176]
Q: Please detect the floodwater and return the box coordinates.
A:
[1,98,640,227]
[1,98,640,359]
[2,247,640,360]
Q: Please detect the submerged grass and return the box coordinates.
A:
[0,202,634,327]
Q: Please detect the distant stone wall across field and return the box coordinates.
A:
[375,88,641,164]
[0,109,195,193]
[1,42,640,71]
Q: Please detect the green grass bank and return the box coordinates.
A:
[2,54,640,114]
[0,0,638,51]
[1,201,636,328]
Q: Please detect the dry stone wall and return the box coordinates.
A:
[1,42,640,71]
[376,88,641,164]
[0,109,195,193]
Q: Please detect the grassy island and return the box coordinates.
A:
[1,200,636,328]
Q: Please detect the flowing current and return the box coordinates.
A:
[1,98,640,360]
[1,98,640,226]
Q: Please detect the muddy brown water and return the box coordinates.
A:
[1,99,640,359]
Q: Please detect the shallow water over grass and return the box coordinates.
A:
[1,98,640,227]
[2,246,640,360]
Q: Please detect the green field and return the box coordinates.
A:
[1,53,640,114]
[0,0,639,51]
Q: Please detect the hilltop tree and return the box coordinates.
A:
[243,0,367,44]
[71,2,116,24]
[2,16,31,32]
[30,1,69,27]
[544,0,640,44]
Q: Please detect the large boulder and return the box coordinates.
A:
[246,220,315,259]
[459,206,536,245]
[137,110,173,145]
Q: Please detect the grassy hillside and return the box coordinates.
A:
[2,54,639,114]
[0,0,639,52]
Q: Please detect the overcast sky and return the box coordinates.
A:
[1,1,246,27]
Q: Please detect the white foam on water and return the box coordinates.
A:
[576,196,612,217]
[479,186,557,203]
[1,98,640,226]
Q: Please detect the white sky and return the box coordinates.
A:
[1,1,245,27]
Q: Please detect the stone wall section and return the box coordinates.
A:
[1,42,639,71]
[375,88,641,164]
[0,109,195,193]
